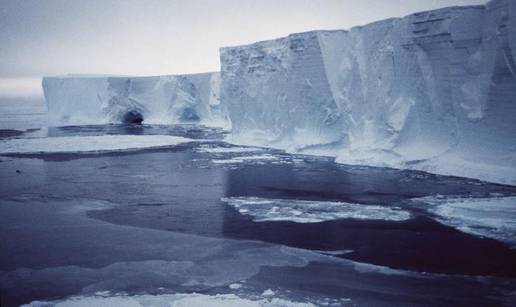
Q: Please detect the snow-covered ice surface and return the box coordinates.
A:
[0,135,195,154]
[23,293,316,307]
[416,196,516,247]
[42,73,224,127]
[220,0,516,185]
[222,197,411,223]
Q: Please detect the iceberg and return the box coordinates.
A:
[41,0,516,185]
[42,73,223,126]
[220,0,516,185]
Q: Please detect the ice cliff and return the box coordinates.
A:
[42,0,516,185]
[220,0,516,185]
[42,73,222,126]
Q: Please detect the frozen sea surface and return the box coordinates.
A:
[0,135,197,154]
[416,196,516,247]
[222,197,411,223]
[23,293,317,307]
[2,99,516,306]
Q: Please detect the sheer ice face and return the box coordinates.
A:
[42,73,223,126]
[220,0,516,185]
[41,0,516,185]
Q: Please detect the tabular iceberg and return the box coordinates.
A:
[42,0,516,185]
[220,0,516,185]
[42,73,223,126]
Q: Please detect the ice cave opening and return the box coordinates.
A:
[122,110,144,125]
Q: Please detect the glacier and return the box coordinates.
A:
[42,73,223,126]
[42,0,516,185]
[220,0,516,185]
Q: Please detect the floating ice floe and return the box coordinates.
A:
[212,154,279,164]
[23,293,316,307]
[221,197,411,223]
[416,196,516,247]
[0,135,195,154]
[262,289,275,297]
[313,249,354,256]
[197,146,265,153]
[229,283,243,289]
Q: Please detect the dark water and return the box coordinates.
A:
[1,124,516,306]
[89,151,516,277]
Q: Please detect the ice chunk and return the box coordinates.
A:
[0,135,195,154]
[416,196,516,247]
[229,283,242,289]
[262,289,275,297]
[197,146,264,153]
[220,0,516,185]
[23,293,316,307]
[42,73,224,126]
[221,197,411,223]
[211,154,279,164]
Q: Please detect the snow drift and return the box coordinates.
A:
[42,73,223,126]
[220,0,516,185]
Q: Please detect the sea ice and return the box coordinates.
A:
[229,283,243,289]
[221,197,411,223]
[211,154,279,164]
[416,196,516,246]
[0,135,195,154]
[22,293,316,307]
[197,146,264,153]
[262,289,275,297]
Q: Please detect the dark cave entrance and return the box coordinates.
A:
[122,110,144,124]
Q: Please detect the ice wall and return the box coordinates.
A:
[42,73,223,126]
[220,0,516,185]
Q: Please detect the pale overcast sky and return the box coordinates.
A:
[0,0,488,78]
